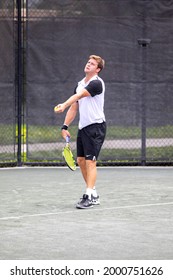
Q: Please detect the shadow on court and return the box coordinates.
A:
[0,167,173,260]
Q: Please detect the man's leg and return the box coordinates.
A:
[76,157,99,209]
[85,159,97,188]
[77,156,87,184]
[77,157,97,188]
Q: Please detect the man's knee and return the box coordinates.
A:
[77,157,85,166]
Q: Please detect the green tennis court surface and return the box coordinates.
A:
[0,167,173,260]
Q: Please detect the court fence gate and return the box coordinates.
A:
[1,0,173,167]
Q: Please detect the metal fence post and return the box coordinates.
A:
[16,0,22,166]
[137,2,151,166]
[138,39,151,166]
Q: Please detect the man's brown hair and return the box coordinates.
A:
[89,55,105,72]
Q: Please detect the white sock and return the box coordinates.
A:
[92,186,98,197]
[85,188,93,199]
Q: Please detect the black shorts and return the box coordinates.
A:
[77,122,106,160]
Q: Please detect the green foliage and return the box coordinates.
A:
[107,125,173,139]
[1,124,173,145]
[1,124,173,164]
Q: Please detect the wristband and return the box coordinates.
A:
[61,124,68,130]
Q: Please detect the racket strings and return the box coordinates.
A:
[62,144,76,171]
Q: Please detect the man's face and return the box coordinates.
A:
[84,58,100,74]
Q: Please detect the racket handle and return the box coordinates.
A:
[66,136,70,143]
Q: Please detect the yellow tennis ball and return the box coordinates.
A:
[54,106,59,112]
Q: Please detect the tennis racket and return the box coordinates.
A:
[62,136,76,171]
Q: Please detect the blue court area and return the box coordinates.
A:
[0,167,173,260]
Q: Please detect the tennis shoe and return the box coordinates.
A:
[91,194,100,205]
[76,194,93,209]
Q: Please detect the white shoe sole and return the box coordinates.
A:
[92,200,100,205]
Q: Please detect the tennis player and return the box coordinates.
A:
[55,55,106,209]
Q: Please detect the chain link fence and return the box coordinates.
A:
[0,0,16,165]
[0,0,173,166]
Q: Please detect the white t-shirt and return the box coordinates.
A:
[76,75,106,129]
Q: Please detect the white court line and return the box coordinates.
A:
[1,166,173,171]
[0,201,173,221]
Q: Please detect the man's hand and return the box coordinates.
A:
[54,103,65,113]
[61,129,70,140]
